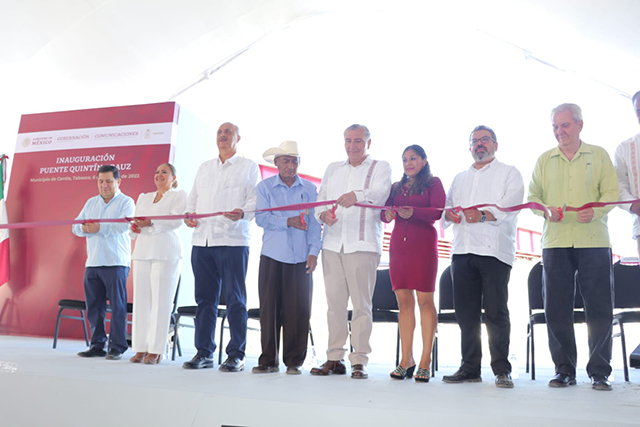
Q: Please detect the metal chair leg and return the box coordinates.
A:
[395,325,400,367]
[81,310,90,346]
[435,335,439,371]
[618,320,630,382]
[218,314,226,365]
[171,314,181,361]
[431,335,437,377]
[348,320,353,353]
[171,313,183,357]
[531,322,536,380]
[526,323,530,374]
[177,331,183,357]
[52,307,64,349]
[308,325,317,359]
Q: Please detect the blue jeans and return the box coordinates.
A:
[542,247,614,377]
[191,245,249,359]
[84,266,130,353]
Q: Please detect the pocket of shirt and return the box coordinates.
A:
[221,183,244,209]
[585,162,594,193]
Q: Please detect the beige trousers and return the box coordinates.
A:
[322,249,380,366]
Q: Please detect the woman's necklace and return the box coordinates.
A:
[153,190,167,204]
[403,181,413,197]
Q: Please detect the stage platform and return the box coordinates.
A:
[1,335,640,427]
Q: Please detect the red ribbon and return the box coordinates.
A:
[299,211,306,229]
[0,198,634,230]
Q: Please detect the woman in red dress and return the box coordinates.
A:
[381,145,445,382]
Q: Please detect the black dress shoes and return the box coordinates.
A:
[548,373,577,388]
[310,360,347,376]
[219,357,245,372]
[77,347,107,358]
[252,365,279,373]
[442,368,482,383]
[286,366,302,375]
[590,373,612,391]
[182,354,214,370]
[495,373,514,388]
[105,349,123,360]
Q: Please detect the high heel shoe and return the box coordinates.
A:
[143,353,162,365]
[414,367,431,382]
[129,352,146,363]
[390,364,416,380]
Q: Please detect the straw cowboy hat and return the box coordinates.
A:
[262,141,300,164]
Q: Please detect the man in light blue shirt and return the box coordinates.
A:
[72,165,135,360]
[252,141,321,375]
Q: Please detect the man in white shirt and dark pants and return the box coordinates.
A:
[310,124,392,379]
[615,90,640,257]
[441,125,524,388]
[182,122,260,372]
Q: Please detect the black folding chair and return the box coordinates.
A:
[431,265,482,377]
[53,299,90,349]
[53,298,134,348]
[172,289,227,363]
[525,261,585,380]
[612,260,640,382]
[348,268,400,366]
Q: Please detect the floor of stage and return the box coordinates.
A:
[1,335,640,427]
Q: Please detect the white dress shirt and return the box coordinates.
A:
[442,159,524,266]
[186,154,259,247]
[131,189,187,260]
[614,133,640,238]
[315,155,392,255]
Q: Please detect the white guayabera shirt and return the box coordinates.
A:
[315,155,392,255]
[442,159,524,267]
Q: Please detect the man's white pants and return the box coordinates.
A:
[132,259,181,355]
[322,249,380,366]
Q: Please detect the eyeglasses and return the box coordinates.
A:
[469,136,494,146]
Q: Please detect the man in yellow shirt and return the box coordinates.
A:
[528,103,619,391]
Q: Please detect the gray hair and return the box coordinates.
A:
[343,124,370,141]
[551,103,583,123]
[632,91,640,105]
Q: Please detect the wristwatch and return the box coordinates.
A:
[480,210,486,223]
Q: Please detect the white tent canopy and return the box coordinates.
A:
[2,0,639,132]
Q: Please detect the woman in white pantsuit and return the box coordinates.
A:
[129,163,186,364]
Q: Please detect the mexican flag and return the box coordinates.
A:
[0,155,9,286]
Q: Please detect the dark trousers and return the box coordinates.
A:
[84,266,130,353]
[451,254,512,375]
[191,245,249,359]
[542,247,614,377]
[257,255,312,367]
